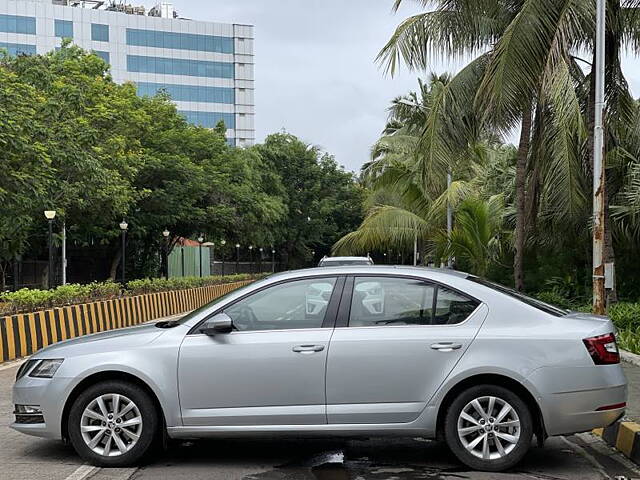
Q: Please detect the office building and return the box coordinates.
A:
[0,0,255,146]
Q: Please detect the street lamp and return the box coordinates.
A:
[44,210,56,289]
[119,219,128,285]
[197,234,205,277]
[259,247,263,273]
[249,246,254,274]
[236,244,240,273]
[220,240,226,276]
[271,249,276,273]
[162,229,170,279]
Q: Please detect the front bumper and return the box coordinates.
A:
[527,364,628,436]
[11,374,76,440]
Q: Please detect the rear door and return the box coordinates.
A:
[325,275,487,424]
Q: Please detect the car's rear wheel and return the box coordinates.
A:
[444,384,533,472]
[67,380,158,467]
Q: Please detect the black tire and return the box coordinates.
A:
[444,384,533,472]
[67,380,159,467]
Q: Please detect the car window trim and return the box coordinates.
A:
[187,274,347,335]
[337,274,481,329]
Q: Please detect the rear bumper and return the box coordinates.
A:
[527,364,627,436]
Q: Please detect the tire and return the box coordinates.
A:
[67,380,159,467]
[444,384,533,472]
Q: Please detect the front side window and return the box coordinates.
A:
[225,277,338,332]
[349,277,479,327]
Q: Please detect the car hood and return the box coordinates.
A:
[34,323,165,358]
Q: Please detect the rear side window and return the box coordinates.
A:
[468,276,568,317]
[348,277,479,327]
[434,287,480,325]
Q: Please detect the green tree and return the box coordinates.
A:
[255,133,364,268]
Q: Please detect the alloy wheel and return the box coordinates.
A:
[456,395,521,461]
[80,393,143,457]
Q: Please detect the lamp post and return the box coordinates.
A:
[235,244,240,273]
[249,246,254,274]
[119,219,128,285]
[220,240,226,276]
[259,247,263,273]
[44,210,56,289]
[197,234,204,277]
[162,229,170,279]
[271,248,276,273]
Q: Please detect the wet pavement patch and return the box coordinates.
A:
[243,442,472,480]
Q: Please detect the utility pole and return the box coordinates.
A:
[593,0,607,314]
[446,171,453,268]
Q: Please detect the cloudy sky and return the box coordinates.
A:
[175,0,639,173]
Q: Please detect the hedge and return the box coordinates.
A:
[0,274,268,316]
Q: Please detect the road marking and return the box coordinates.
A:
[63,465,99,480]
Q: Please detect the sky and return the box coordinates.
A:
[169,0,445,172]
[172,0,640,173]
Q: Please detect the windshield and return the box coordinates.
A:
[468,276,568,317]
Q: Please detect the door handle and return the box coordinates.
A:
[431,342,463,352]
[292,344,325,354]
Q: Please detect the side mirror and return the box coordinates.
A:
[200,313,233,336]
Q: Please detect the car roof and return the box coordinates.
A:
[320,256,371,261]
[267,265,470,281]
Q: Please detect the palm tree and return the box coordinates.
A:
[379,0,640,298]
[435,195,508,276]
[333,77,513,268]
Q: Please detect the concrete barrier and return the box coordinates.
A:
[0,280,250,363]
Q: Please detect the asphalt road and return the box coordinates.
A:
[2,359,640,480]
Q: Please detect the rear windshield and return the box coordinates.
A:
[468,276,569,317]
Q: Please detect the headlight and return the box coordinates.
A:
[15,359,39,381]
[29,359,64,378]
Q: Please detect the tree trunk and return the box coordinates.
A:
[514,107,533,291]
[109,247,122,281]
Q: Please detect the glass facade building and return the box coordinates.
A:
[0,0,255,147]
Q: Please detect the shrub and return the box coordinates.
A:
[126,274,268,295]
[0,274,267,315]
[534,290,575,310]
[608,302,640,331]
[616,328,640,355]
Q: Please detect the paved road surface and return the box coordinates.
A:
[3,358,640,480]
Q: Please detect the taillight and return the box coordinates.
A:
[583,333,620,365]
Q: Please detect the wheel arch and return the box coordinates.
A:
[61,370,166,442]
[435,373,546,443]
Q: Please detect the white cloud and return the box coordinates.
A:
[171,1,639,172]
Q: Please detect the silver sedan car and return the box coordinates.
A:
[12,267,627,472]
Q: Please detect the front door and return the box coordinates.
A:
[326,275,486,424]
[178,276,343,427]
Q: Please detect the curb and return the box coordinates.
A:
[590,351,640,464]
[621,348,640,368]
[593,422,640,463]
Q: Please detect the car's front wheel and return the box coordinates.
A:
[67,380,158,467]
[444,384,533,471]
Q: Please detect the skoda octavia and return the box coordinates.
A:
[12,267,627,471]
